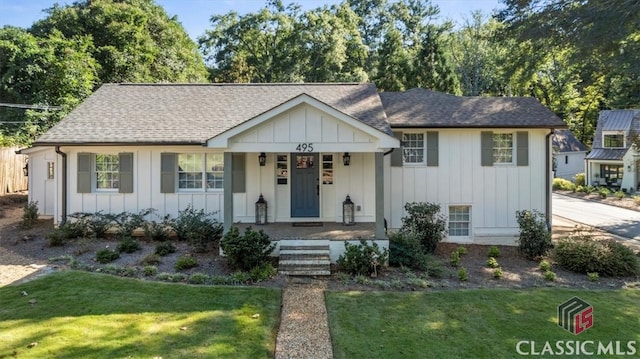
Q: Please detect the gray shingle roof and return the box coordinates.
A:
[585,148,628,160]
[379,88,566,128]
[552,129,587,153]
[590,109,640,148]
[34,83,391,145]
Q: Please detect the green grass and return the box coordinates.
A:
[327,289,640,358]
[0,271,281,358]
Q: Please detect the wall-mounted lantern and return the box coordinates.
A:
[22,161,28,177]
[258,152,267,166]
[628,165,632,172]
[342,152,351,166]
[342,195,355,225]
[255,194,267,225]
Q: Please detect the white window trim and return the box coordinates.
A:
[177,153,224,192]
[492,132,515,165]
[94,153,119,192]
[602,131,626,149]
[448,205,471,239]
[402,132,426,166]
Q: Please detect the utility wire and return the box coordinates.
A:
[0,103,62,110]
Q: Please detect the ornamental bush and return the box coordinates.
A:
[220,226,275,272]
[337,238,389,276]
[400,202,447,253]
[516,210,553,260]
[172,206,223,252]
[552,178,575,191]
[388,232,429,270]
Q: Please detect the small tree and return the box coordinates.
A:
[221,226,275,272]
[400,202,447,253]
[516,210,553,259]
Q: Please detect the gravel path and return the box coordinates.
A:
[275,278,333,359]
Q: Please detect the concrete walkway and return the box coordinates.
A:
[275,278,333,359]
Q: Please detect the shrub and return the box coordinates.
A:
[587,272,599,282]
[230,271,252,284]
[144,213,173,242]
[188,272,210,284]
[552,178,575,191]
[154,241,177,256]
[337,238,389,276]
[96,249,120,264]
[221,226,275,272]
[573,173,585,186]
[584,185,596,194]
[456,246,467,256]
[554,230,639,277]
[450,250,460,267]
[539,259,551,272]
[156,272,173,281]
[69,211,115,238]
[545,270,556,281]
[516,210,553,260]
[21,201,39,229]
[172,206,223,252]
[399,202,447,253]
[388,232,430,270]
[487,246,501,258]
[140,253,160,266]
[143,265,158,276]
[113,209,151,237]
[493,267,503,279]
[634,195,640,206]
[486,257,499,268]
[458,267,468,281]
[614,190,625,200]
[47,220,88,246]
[175,255,198,270]
[170,273,188,282]
[249,262,277,282]
[116,236,141,253]
[598,187,610,199]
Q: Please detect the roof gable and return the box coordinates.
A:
[552,129,587,153]
[591,110,640,149]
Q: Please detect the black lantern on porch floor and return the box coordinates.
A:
[255,194,267,225]
[342,195,355,225]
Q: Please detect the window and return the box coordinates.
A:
[448,206,470,236]
[600,164,623,182]
[322,155,333,184]
[402,133,424,163]
[564,155,568,165]
[95,154,119,190]
[492,133,513,163]
[177,153,224,190]
[603,133,624,148]
[276,155,288,185]
[47,162,54,179]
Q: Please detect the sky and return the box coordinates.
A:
[0,0,503,41]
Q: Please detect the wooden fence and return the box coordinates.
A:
[0,146,28,195]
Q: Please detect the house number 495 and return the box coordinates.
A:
[296,143,313,152]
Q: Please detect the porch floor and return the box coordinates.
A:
[233,222,376,240]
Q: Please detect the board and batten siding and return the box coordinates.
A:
[385,129,550,243]
[62,146,224,223]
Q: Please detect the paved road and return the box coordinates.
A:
[552,193,640,240]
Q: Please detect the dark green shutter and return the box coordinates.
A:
[391,131,403,167]
[77,152,92,193]
[481,131,494,167]
[160,153,176,193]
[232,153,245,193]
[517,131,529,166]
[119,152,134,193]
[426,131,439,167]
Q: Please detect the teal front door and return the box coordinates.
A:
[291,153,319,217]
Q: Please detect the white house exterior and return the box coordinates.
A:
[585,110,640,192]
[23,83,566,256]
[552,129,587,181]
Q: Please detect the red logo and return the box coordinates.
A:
[558,297,593,335]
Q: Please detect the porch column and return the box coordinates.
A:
[223,152,233,233]
[375,152,385,239]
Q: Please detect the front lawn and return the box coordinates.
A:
[0,271,281,358]
[327,289,640,358]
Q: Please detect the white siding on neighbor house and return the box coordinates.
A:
[554,151,586,181]
[385,128,551,243]
[60,146,224,224]
[26,147,58,217]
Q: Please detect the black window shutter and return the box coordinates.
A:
[481,131,494,167]
[119,152,134,193]
[517,131,529,166]
[77,152,92,193]
[160,153,176,193]
[426,131,439,167]
[232,153,246,193]
[391,132,403,167]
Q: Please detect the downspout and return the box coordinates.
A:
[546,130,553,231]
[55,146,67,225]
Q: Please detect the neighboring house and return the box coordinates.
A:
[22,83,565,258]
[585,110,640,192]
[552,129,587,181]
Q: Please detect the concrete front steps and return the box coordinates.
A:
[278,243,331,276]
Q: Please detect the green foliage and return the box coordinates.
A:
[113,209,151,238]
[96,249,119,264]
[552,178,576,191]
[544,270,556,281]
[143,265,158,277]
[249,263,277,282]
[614,190,625,199]
[516,210,553,260]
[174,255,198,271]
[486,257,499,268]
[337,239,389,276]
[597,187,610,199]
[20,201,39,229]
[144,213,173,242]
[154,241,177,256]
[388,232,430,270]
[172,206,223,253]
[116,236,141,253]
[573,173,585,186]
[539,259,551,272]
[188,273,210,285]
[47,220,88,246]
[455,246,467,256]
[554,229,639,277]
[457,267,468,282]
[575,185,585,193]
[587,272,599,282]
[140,253,160,266]
[450,250,460,267]
[584,185,596,194]
[400,202,447,253]
[634,195,640,206]
[492,267,503,279]
[221,226,275,272]
[487,246,501,258]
